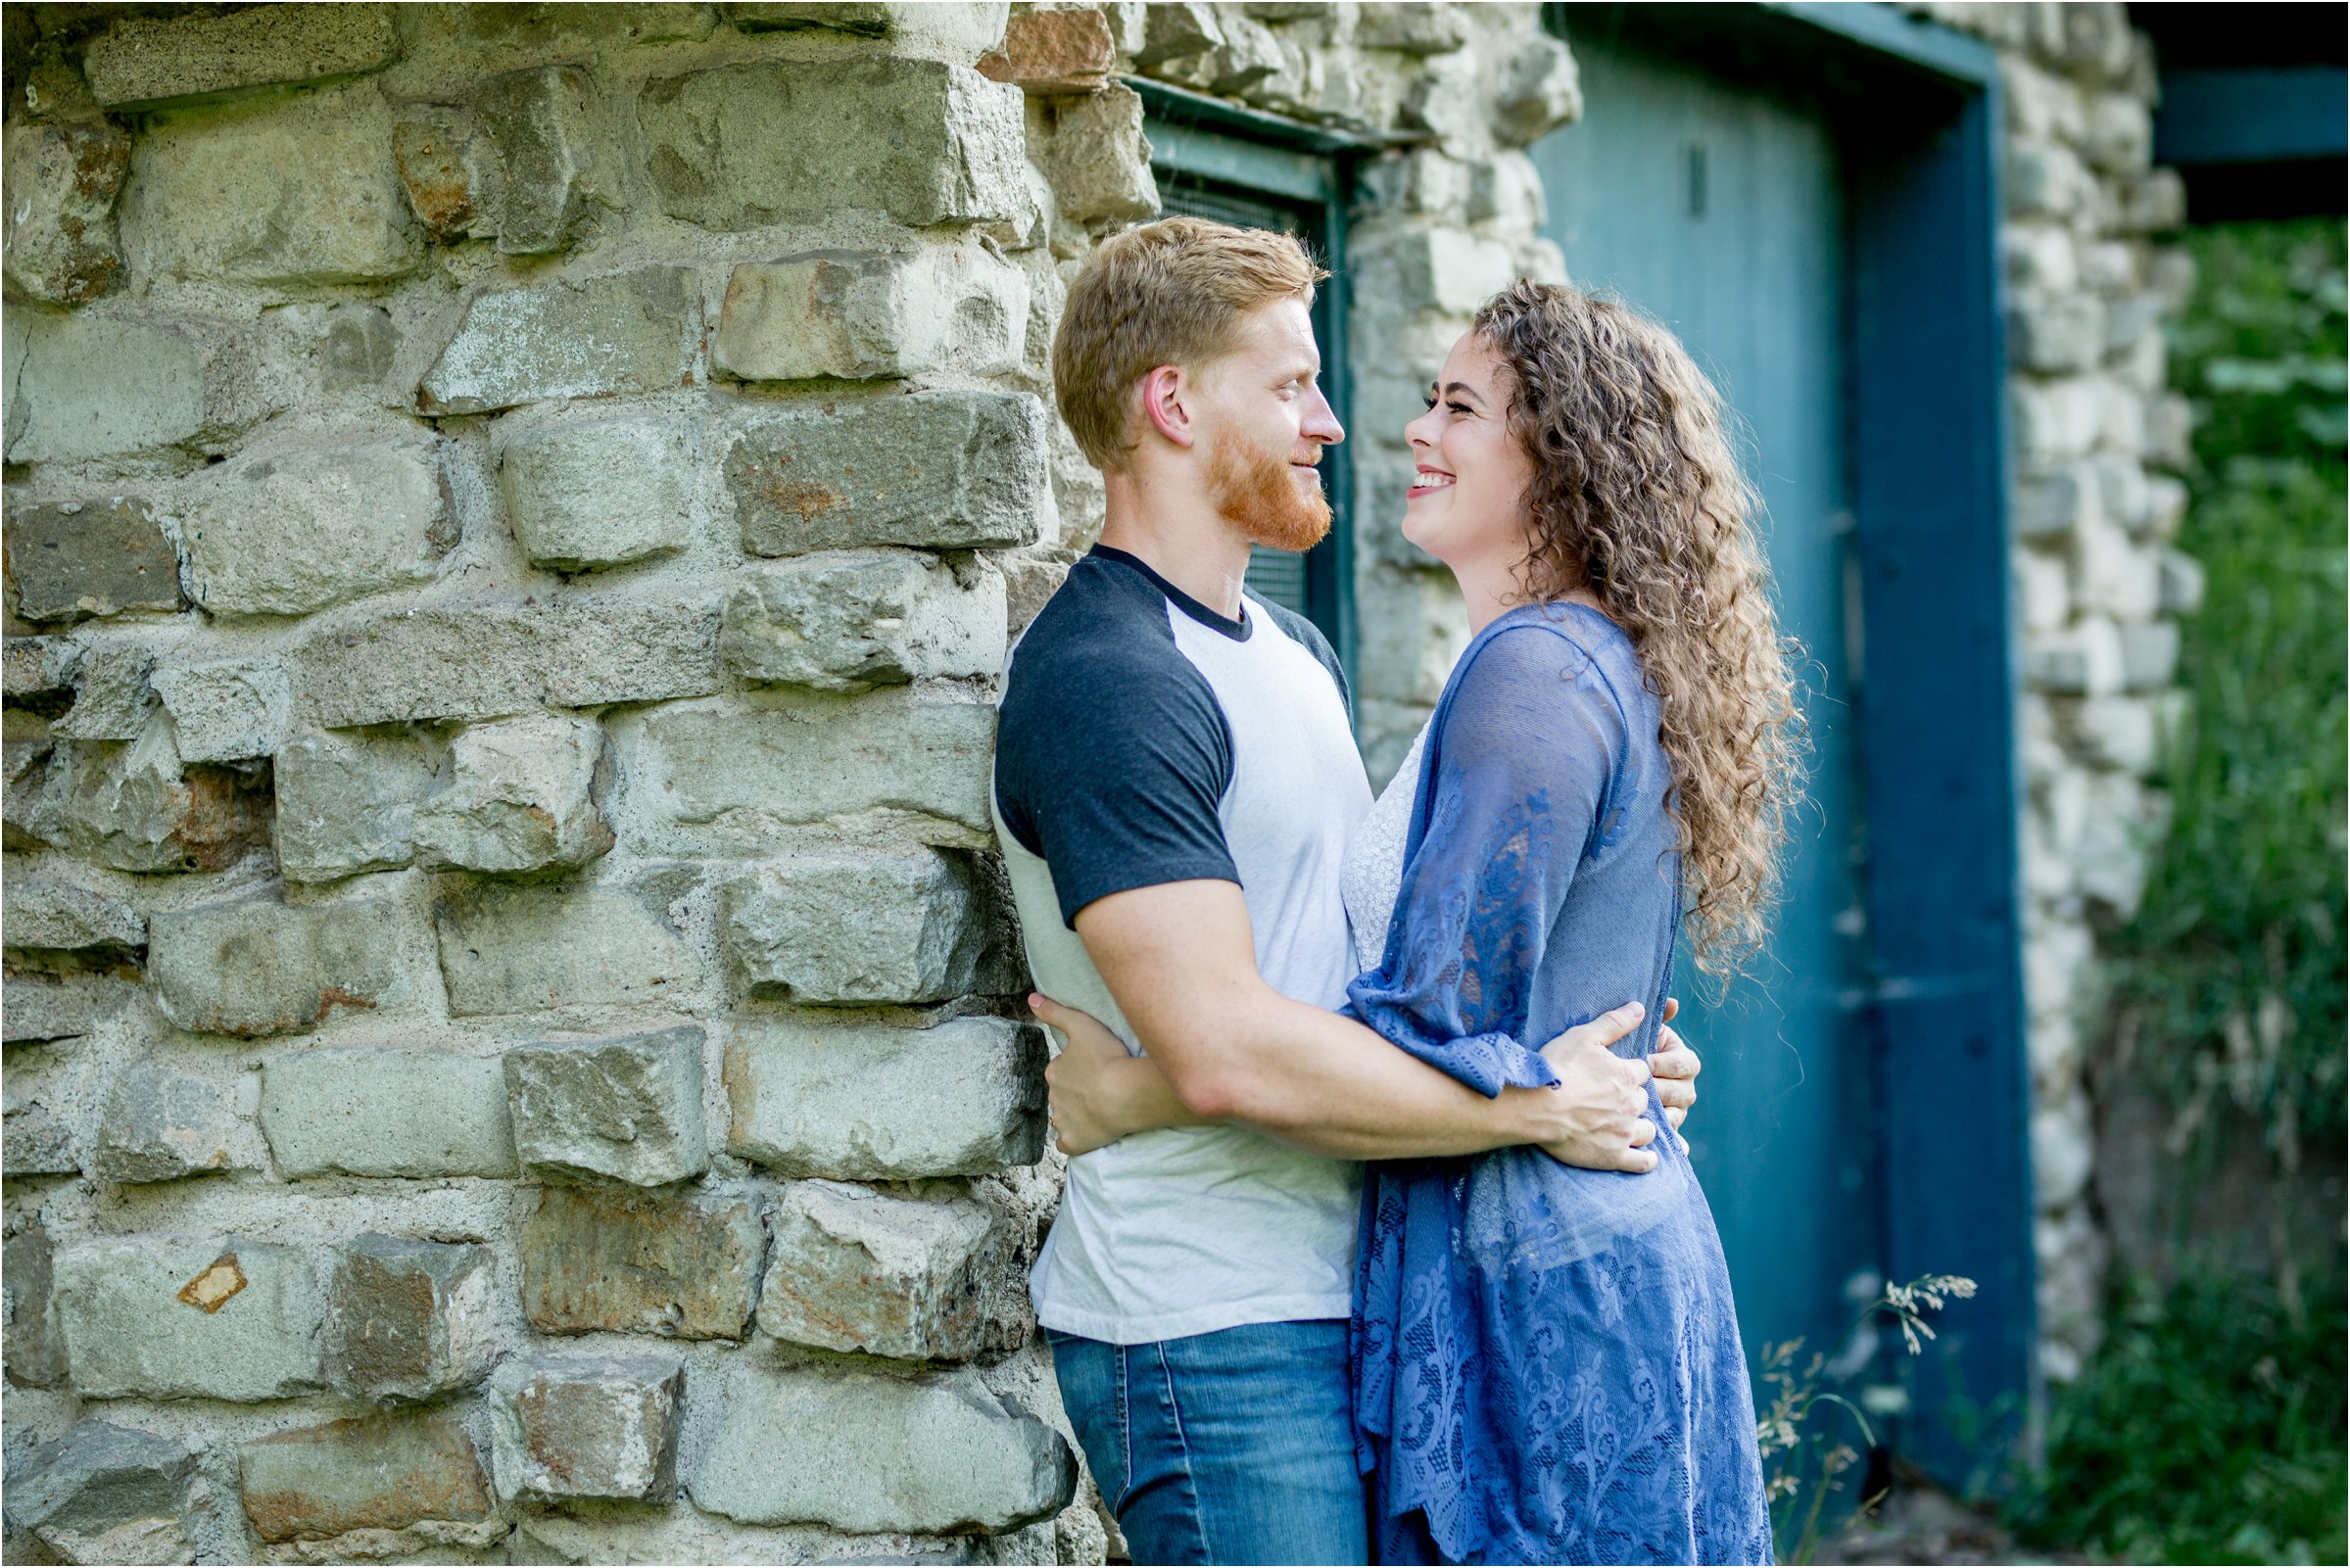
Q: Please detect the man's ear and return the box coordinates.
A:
[1139,364,1196,451]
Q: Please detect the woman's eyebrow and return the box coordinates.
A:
[1439,381,1485,406]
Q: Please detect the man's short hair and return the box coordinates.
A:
[1053,216,1329,471]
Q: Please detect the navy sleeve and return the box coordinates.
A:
[995,629,1239,928]
[1247,593,1352,724]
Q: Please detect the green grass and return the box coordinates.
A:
[2008,1269,2348,1564]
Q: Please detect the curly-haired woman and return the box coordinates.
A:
[1038,279,1800,1564]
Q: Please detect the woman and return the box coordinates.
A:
[1039,280,1800,1564]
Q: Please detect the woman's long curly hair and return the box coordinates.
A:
[1473,280,1806,976]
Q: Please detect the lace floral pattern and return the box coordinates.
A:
[1340,605,1772,1566]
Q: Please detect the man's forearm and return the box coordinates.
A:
[1182,994,1549,1161]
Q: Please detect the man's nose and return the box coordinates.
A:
[1306,389,1345,447]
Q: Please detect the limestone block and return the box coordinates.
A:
[1358,2,1467,53]
[148,890,417,1038]
[1,313,207,463]
[89,1064,244,1185]
[1132,2,1224,68]
[182,437,455,618]
[2070,513,2159,621]
[504,1026,709,1187]
[978,8,1116,94]
[1493,36,1582,146]
[21,731,269,874]
[1468,152,1546,229]
[291,589,722,728]
[720,549,1008,693]
[123,84,417,285]
[84,5,398,110]
[4,1056,80,1172]
[724,1016,1046,1179]
[49,640,158,742]
[414,266,701,415]
[2006,141,2087,221]
[2,971,140,1044]
[2095,453,2156,536]
[2,872,144,950]
[2155,547,2205,617]
[2017,548,2069,635]
[498,414,692,571]
[2010,377,2104,468]
[238,1409,495,1544]
[722,390,1047,554]
[2025,618,2125,698]
[1,121,131,305]
[759,1179,1025,1360]
[723,848,1011,1004]
[1042,83,1159,225]
[2012,296,2103,375]
[51,1237,325,1401]
[5,635,80,707]
[2117,621,2179,691]
[472,65,609,255]
[7,1421,198,1568]
[434,879,705,1016]
[690,1360,1075,1533]
[2069,695,2160,774]
[517,1184,764,1340]
[638,58,1028,230]
[489,1352,686,1502]
[2077,776,2149,919]
[1356,567,1471,707]
[1359,227,1515,319]
[2144,393,2192,470]
[324,1235,501,1402]
[273,731,430,883]
[715,243,1029,382]
[392,110,486,242]
[2005,222,2078,296]
[723,2,1009,59]
[152,657,289,763]
[640,689,997,840]
[259,1047,516,1178]
[414,713,613,876]
[2033,1098,2096,1203]
[2126,475,2182,547]
[4,1223,67,1387]
[2012,467,2093,544]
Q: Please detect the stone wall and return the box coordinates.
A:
[1917,1,2198,1383]
[1,4,1127,1561]
[0,4,2202,1557]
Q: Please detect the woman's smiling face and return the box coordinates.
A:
[1400,333,1538,574]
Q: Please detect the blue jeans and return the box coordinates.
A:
[1048,1319,1369,1566]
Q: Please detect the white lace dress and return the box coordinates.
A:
[1339,722,1429,975]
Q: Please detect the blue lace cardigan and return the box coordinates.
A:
[1346,604,1773,1566]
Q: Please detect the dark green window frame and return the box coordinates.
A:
[1132,77,1363,688]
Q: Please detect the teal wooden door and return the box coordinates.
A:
[1534,29,1879,1372]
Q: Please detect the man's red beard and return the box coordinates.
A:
[1207,428,1332,553]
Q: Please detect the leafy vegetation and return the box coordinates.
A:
[2009,1268,2347,1564]
[2018,218,2348,1564]
[2106,217,2347,1181]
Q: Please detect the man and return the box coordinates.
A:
[991,217,1700,1565]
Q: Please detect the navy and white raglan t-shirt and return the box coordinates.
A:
[992,545,1373,1344]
